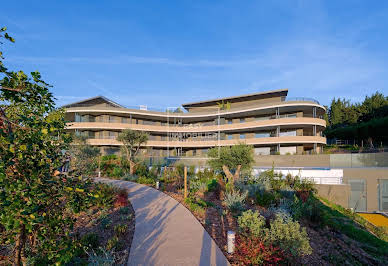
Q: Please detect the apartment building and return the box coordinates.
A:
[63,89,326,157]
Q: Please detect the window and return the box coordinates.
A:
[279,130,297,137]
[109,131,117,139]
[109,116,116,123]
[228,119,233,124]
[227,135,233,140]
[122,117,128,123]
[256,116,269,121]
[240,118,245,123]
[240,134,245,139]
[255,133,270,138]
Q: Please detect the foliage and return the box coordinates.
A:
[189,179,208,194]
[196,167,216,181]
[117,129,148,175]
[208,143,254,174]
[114,224,128,236]
[106,236,120,251]
[223,190,248,213]
[69,135,100,176]
[237,210,266,238]
[266,215,312,256]
[0,28,93,264]
[207,178,219,192]
[255,190,280,207]
[216,100,231,110]
[80,233,100,249]
[86,247,115,266]
[237,210,312,257]
[184,197,206,216]
[325,91,388,142]
[234,235,284,265]
[114,188,128,208]
[137,176,156,185]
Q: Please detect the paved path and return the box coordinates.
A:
[98,178,229,266]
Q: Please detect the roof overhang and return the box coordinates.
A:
[182,89,288,109]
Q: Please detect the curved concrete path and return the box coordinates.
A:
[98,178,229,266]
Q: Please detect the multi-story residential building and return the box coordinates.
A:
[63,89,326,157]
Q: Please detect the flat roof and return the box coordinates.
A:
[181,88,288,108]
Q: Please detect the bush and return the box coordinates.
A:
[291,195,323,223]
[189,179,207,194]
[86,247,115,266]
[112,167,124,178]
[255,190,280,207]
[223,190,248,213]
[235,235,284,265]
[237,210,266,238]
[266,215,312,257]
[137,176,155,185]
[93,183,116,208]
[80,233,100,249]
[237,210,312,257]
[207,179,219,192]
[196,168,215,181]
[114,224,128,236]
[106,236,122,251]
[114,188,128,208]
[184,197,206,216]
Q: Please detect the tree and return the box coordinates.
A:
[69,135,100,176]
[117,129,149,175]
[0,27,83,264]
[208,143,254,186]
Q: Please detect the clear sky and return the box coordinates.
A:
[1,0,388,108]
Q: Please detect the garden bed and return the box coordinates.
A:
[156,176,388,265]
[0,183,135,265]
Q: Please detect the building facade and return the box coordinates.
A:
[63,89,326,157]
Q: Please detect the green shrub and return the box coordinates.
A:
[207,179,219,192]
[137,176,155,185]
[189,180,207,193]
[256,190,279,207]
[237,210,312,257]
[114,224,128,235]
[223,190,248,213]
[80,233,100,249]
[266,215,312,257]
[119,206,131,215]
[86,247,115,266]
[112,167,124,178]
[106,236,119,251]
[196,168,216,182]
[237,210,266,238]
[93,183,116,208]
[135,163,148,177]
[184,197,206,216]
[100,217,112,229]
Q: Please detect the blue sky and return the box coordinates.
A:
[1,0,388,108]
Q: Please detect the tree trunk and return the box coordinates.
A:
[13,224,26,266]
[222,164,242,186]
[129,160,136,175]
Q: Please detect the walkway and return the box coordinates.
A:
[98,178,229,266]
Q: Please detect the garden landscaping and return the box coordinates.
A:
[95,150,388,265]
[0,180,135,265]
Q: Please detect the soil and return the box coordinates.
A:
[73,201,136,265]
